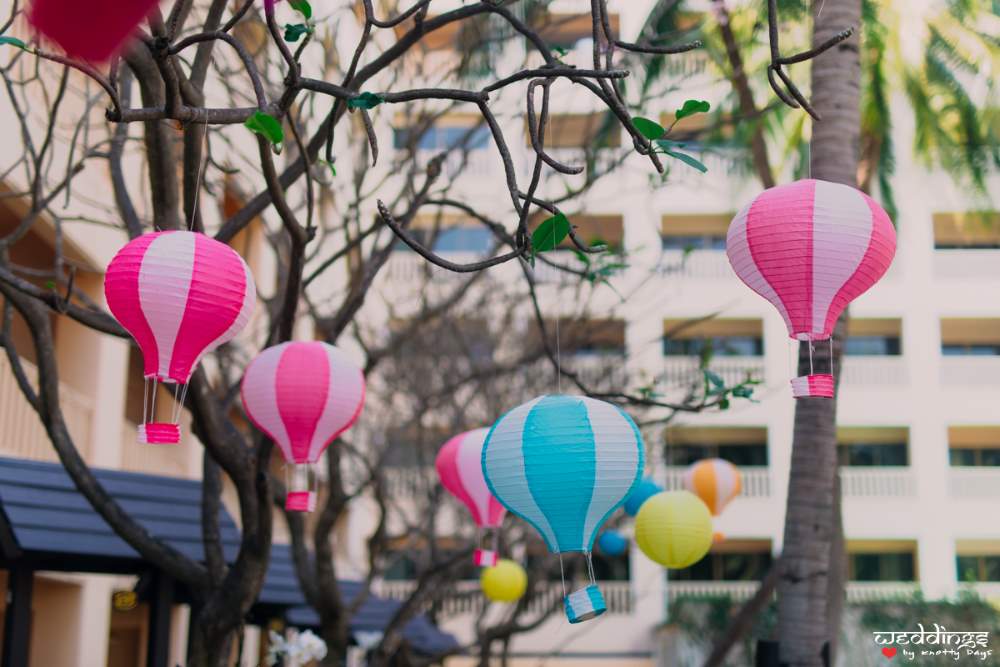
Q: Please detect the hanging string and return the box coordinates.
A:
[809,342,815,376]
[149,378,159,421]
[142,377,150,425]
[829,337,834,379]
[188,126,210,231]
[585,551,597,585]
[558,553,568,598]
[555,315,562,394]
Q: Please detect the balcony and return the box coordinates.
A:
[660,356,764,389]
[377,579,633,618]
[659,249,734,281]
[667,580,920,603]
[0,353,93,463]
[840,468,916,498]
[664,466,771,499]
[840,357,909,386]
[940,357,1000,386]
[948,468,1000,498]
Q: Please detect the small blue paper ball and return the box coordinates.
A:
[623,478,663,516]
[597,530,628,556]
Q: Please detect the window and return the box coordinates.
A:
[846,319,902,356]
[526,113,620,149]
[849,553,915,581]
[544,319,626,357]
[591,551,630,582]
[950,448,1000,466]
[665,427,768,467]
[393,215,494,254]
[837,428,909,467]
[384,547,478,581]
[838,442,908,466]
[957,555,1000,582]
[948,427,1000,467]
[531,13,620,51]
[531,215,624,252]
[663,336,763,357]
[661,214,730,251]
[933,212,1000,249]
[393,125,490,152]
[940,319,1000,356]
[671,550,772,581]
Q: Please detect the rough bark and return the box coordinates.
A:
[776,0,861,664]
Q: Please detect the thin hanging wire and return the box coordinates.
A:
[829,337,834,379]
[188,127,210,231]
[558,553,568,597]
[555,315,562,394]
[142,377,150,424]
[809,342,815,376]
[585,551,597,585]
[149,378,159,421]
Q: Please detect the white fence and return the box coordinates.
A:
[841,468,916,498]
[664,466,771,498]
[948,468,1000,498]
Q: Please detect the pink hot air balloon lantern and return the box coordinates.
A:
[726,179,896,398]
[436,428,506,567]
[242,342,365,512]
[105,231,256,445]
[28,0,161,63]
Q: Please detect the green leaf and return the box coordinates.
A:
[289,0,312,19]
[552,46,569,58]
[732,385,755,399]
[655,139,686,150]
[703,369,725,389]
[43,280,56,290]
[718,397,731,410]
[348,92,384,110]
[665,150,708,173]
[531,213,570,253]
[0,36,28,51]
[283,23,311,42]
[244,111,284,153]
[632,116,666,140]
[675,99,711,121]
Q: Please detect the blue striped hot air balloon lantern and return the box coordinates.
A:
[482,395,644,623]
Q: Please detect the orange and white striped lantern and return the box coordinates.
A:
[682,459,741,516]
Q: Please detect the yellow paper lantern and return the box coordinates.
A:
[634,491,713,568]
[481,559,527,603]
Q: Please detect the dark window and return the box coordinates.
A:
[663,336,763,357]
[950,447,1000,467]
[936,242,1000,249]
[661,234,726,251]
[667,443,768,467]
[385,550,478,581]
[838,442,908,466]
[942,344,1000,356]
[845,336,902,356]
[671,552,772,581]
[393,125,490,151]
[849,552,915,581]
[957,555,1000,582]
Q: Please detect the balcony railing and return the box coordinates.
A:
[959,582,1000,601]
[840,467,916,498]
[940,357,1000,386]
[660,356,764,389]
[0,353,93,462]
[659,249,734,281]
[664,466,771,498]
[934,250,1000,280]
[668,580,920,603]
[948,468,1000,498]
[377,579,633,618]
[840,357,909,386]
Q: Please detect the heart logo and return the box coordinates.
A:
[882,647,897,659]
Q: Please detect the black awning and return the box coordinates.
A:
[0,456,457,656]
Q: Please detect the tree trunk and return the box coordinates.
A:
[776,0,862,664]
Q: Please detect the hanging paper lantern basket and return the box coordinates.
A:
[242,342,365,512]
[105,231,256,445]
[482,395,643,623]
[726,179,896,399]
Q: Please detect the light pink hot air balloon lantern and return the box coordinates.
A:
[436,428,506,567]
[241,342,366,512]
[105,231,256,445]
[726,179,896,398]
[27,0,161,63]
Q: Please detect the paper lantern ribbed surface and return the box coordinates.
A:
[241,342,365,512]
[683,458,741,516]
[482,394,643,622]
[634,491,713,569]
[28,0,161,62]
[726,179,895,398]
[436,428,506,567]
[105,231,255,444]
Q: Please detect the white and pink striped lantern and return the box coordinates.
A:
[105,231,256,444]
[726,179,896,398]
[435,428,506,567]
[241,342,365,512]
